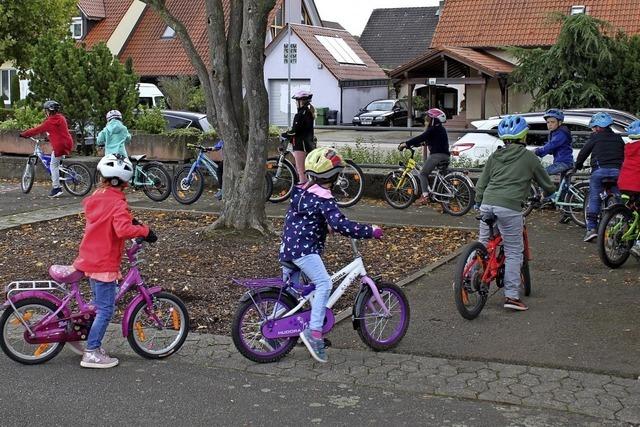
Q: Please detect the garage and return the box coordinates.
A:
[268,79,311,126]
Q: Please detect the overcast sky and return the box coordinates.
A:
[314,0,441,36]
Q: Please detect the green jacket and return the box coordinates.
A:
[97,119,131,157]
[475,143,555,212]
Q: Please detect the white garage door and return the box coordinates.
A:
[268,79,311,126]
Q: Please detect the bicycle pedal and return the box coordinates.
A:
[323,338,332,348]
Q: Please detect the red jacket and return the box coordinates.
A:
[21,113,73,156]
[618,141,640,193]
[73,187,149,274]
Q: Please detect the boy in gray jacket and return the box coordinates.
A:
[475,115,555,311]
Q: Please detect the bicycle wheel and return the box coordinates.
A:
[453,242,489,320]
[0,298,65,364]
[521,256,531,297]
[21,162,35,194]
[127,292,189,359]
[61,162,93,196]
[141,161,172,201]
[172,166,205,205]
[354,281,410,351]
[597,206,634,268]
[521,184,539,217]
[440,173,475,216]
[266,157,297,203]
[383,171,418,209]
[564,181,589,228]
[333,160,364,208]
[231,291,298,363]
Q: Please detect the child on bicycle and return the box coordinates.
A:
[280,147,382,362]
[19,100,74,198]
[97,110,131,158]
[618,120,640,256]
[475,115,555,311]
[73,154,156,368]
[283,90,316,185]
[397,108,450,205]
[575,112,625,242]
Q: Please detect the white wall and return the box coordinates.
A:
[342,86,388,123]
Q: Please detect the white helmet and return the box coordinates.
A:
[292,90,313,100]
[97,154,133,183]
[106,109,122,121]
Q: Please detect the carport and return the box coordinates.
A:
[390,47,514,125]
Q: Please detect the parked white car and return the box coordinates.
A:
[450,109,634,166]
[137,83,165,108]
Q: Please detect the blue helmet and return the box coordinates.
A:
[543,108,564,121]
[497,115,529,140]
[589,112,613,128]
[626,120,640,139]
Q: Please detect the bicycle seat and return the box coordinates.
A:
[279,260,300,272]
[129,154,146,162]
[49,265,85,283]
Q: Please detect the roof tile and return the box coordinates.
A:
[78,0,106,19]
[82,0,132,48]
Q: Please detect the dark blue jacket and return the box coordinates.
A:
[279,185,373,262]
[534,125,574,165]
[405,123,450,155]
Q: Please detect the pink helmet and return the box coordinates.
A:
[427,108,446,123]
[292,90,313,100]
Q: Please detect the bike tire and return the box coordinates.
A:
[266,157,297,203]
[172,166,206,205]
[383,171,418,209]
[354,281,410,351]
[0,298,65,365]
[231,291,298,363]
[597,205,634,268]
[440,172,475,216]
[564,181,589,228]
[141,161,172,202]
[21,162,35,194]
[521,184,539,217]
[334,160,364,208]
[521,256,531,297]
[453,242,488,320]
[126,292,190,359]
[61,162,93,196]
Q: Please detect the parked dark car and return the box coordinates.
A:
[161,110,212,132]
[352,99,410,127]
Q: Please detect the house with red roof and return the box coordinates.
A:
[390,0,640,124]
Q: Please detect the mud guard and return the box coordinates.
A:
[2,292,71,318]
[351,284,370,330]
[121,286,162,337]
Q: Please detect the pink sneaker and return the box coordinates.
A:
[80,348,119,369]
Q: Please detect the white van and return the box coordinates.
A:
[137,83,165,108]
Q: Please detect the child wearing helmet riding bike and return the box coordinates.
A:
[280,147,382,362]
[575,112,625,242]
[618,120,640,256]
[397,108,450,205]
[72,154,157,369]
[283,90,316,184]
[19,100,74,198]
[97,110,131,158]
[475,115,555,311]
[535,109,574,175]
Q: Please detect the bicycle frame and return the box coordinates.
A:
[27,138,73,179]
[186,151,219,184]
[393,149,465,200]
[548,175,585,209]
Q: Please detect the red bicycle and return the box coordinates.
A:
[453,213,532,320]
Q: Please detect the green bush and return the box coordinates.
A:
[0,105,45,130]
[0,108,14,121]
[0,119,19,131]
[133,107,166,134]
[268,124,283,137]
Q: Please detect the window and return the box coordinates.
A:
[314,35,365,65]
[161,26,176,39]
[570,5,586,15]
[1,69,17,105]
[284,43,297,64]
[270,6,285,38]
[565,123,592,150]
[301,3,312,25]
[526,123,548,147]
[164,115,192,130]
[70,17,83,39]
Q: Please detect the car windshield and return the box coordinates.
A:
[365,101,394,112]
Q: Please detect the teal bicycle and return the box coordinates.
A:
[597,193,640,268]
[94,155,172,201]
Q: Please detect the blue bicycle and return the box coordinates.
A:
[172,143,273,204]
[21,137,92,196]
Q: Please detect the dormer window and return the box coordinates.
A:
[570,5,586,15]
[270,6,285,38]
[70,17,83,39]
[161,26,176,39]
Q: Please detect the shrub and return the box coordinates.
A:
[158,76,196,110]
[268,124,283,137]
[0,105,45,130]
[133,107,165,134]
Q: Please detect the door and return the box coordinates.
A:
[268,79,311,126]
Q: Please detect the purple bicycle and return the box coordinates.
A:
[0,239,189,364]
[231,239,410,363]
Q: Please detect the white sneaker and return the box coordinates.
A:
[80,348,119,369]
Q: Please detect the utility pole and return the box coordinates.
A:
[286,3,292,127]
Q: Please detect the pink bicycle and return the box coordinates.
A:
[0,239,189,364]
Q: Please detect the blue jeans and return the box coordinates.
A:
[586,168,620,230]
[87,279,117,350]
[546,161,573,176]
[478,205,524,300]
[284,254,332,332]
